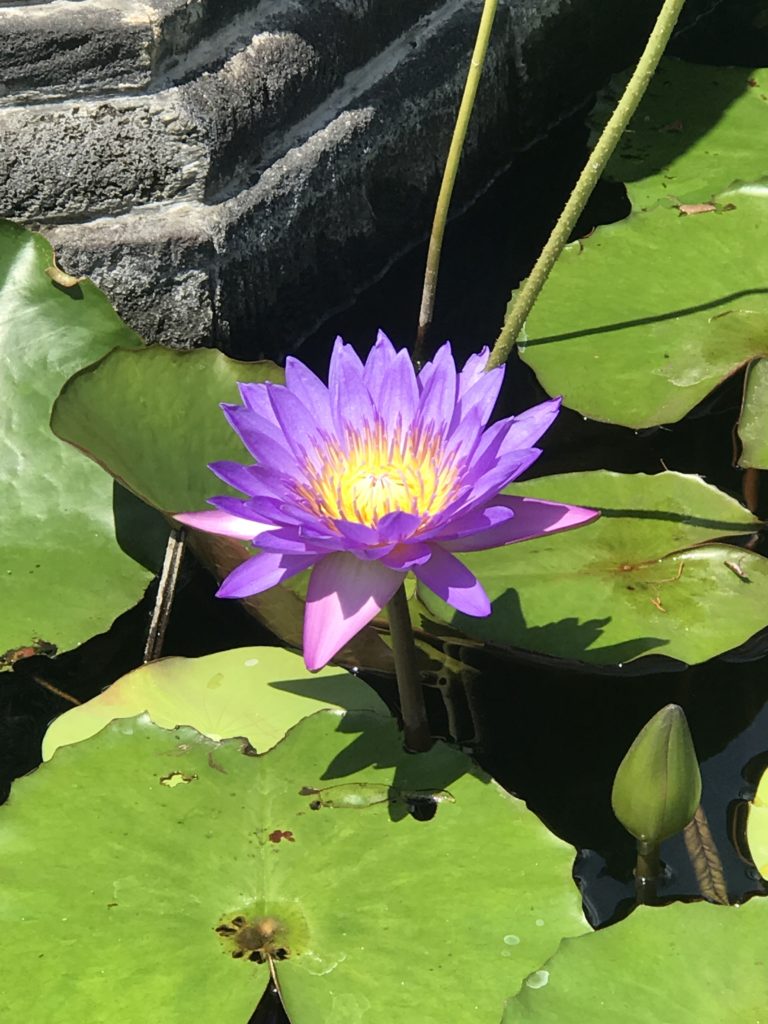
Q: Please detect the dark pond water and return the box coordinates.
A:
[2,3,767,1020]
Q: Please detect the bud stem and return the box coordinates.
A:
[635,839,661,905]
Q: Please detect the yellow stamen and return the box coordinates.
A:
[296,421,458,527]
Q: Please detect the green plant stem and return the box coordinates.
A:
[414,0,499,365]
[635,839,661,905]
[487,0,689,370]
[387,585,432,752]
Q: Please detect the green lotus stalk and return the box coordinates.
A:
[414,0,499,365]
[611,704,701,904]
[487,0,689,370]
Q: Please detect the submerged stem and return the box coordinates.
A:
[143,528,186,663]
[387,585,432,752]
[414,0,499,365]
[487,0,689,370]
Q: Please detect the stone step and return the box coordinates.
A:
[3,0,720,356]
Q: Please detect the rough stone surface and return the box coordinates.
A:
[1,0,723,357]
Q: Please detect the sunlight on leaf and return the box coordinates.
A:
[419,471,767,666]
[43,646,387,759]
[3,711,587,1023]
[0,220,154,659]
[502,901,768,1022]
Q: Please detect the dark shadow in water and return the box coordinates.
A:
[460,643,768,926]
[671,0,768,67]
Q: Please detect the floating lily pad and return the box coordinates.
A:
[592,59,768,210]
[53,346,285,513]
[502,901,768,1023]
[2,711,588,1023]
[52,345,395,671]
[419,471,766,666]
[520,187,768,433]
[737,355,768,468]
[0,219,154,660]
[745,762,768,879]
[43,646,387,760]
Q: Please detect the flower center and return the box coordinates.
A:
[298,422,459,527]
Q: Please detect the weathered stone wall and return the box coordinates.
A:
[0,0,720,357]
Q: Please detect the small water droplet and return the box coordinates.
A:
[526,970,550,990]
[535,919,544,927]
[501,950,512,958]
[244,658,260,667]
[503,934,520,946]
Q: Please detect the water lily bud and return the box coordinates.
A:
[612,704,701,844]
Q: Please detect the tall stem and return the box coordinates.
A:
[414,0,499,365]
[487,0,689,370]
[387,585,432,752]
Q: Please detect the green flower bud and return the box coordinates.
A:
[612,704,701,844]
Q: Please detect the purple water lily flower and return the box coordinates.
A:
[175,332,598,670]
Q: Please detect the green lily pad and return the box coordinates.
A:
[419,471,767,666]
[520,187,768,432]
[52,345,285,514]
[745,763,768,879]
[51,345,396,671]
[502,901,768,1023]
[0,219,154,660]
[2,711,588,1023]
[592,59,768,210]
[737,354,768,468]
[42,646,387,760]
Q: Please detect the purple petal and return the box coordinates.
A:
[304,553,404,670]
[267,384,326,463]
[237,382,280,426]
[210,494,279,525]
[419,501,516,543]
[457,347,491,394]
[217,551,316,598]
[222,405,296,469]
[444,496,599,551]
[495,398,563,456]
[362,330,398,386]
[211,493,326,532]
[255,528,340,555]
[442,448,543,520]
[331,519,381,548]
[413,546,491,617]
[441,405,484,469]
[415,342,458,432]
[223,495,305,528]
[455,366,504,429]
[208,460,262,495]
[329,339,376,438]
[380,542,432,570]
[376,510,422,543]
[232,464,298,501]
[173,509,273,541]
[284,357,336,439]
[364,334,419,433]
